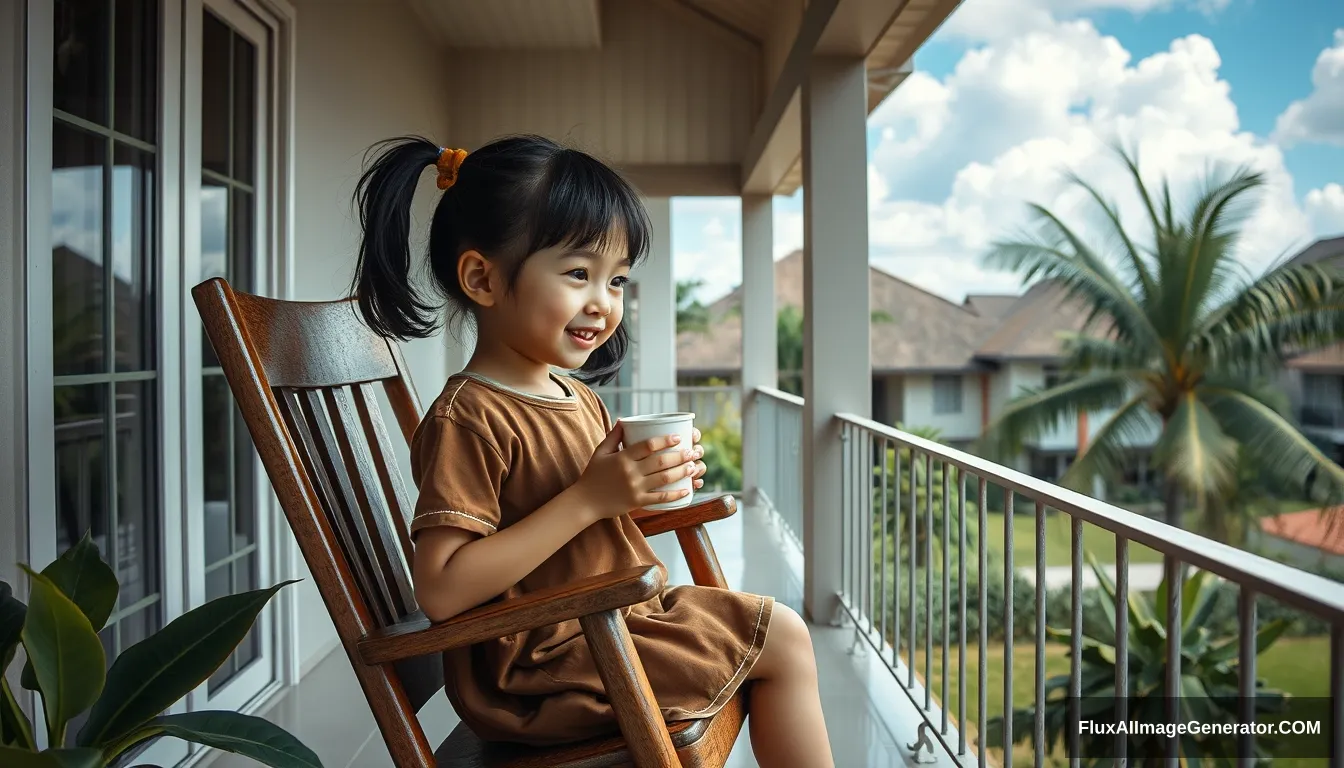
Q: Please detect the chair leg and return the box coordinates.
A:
[675,524,728,589]
[578,609,682,768]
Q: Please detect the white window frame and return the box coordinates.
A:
[20,0,297,762]
[932,374,963,415]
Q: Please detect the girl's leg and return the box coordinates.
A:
[744,603,835,767]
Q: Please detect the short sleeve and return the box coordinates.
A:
[408,416,508,539]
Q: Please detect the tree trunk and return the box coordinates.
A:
[1163,478,1183,530]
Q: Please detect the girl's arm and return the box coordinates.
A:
[411,484,601,622]
[412,428,697,622]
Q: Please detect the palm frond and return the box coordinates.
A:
[1151,391,1239,510]
[1058,395,1160,493]
[1196,297,1344,375]
[1172,166,1266,345]
[1064,168,1157,304]
[977,371,1137,459]
[984,223,1158,352]
[1058,333,1156,372]
[1111,141,1166,247]
[1201,382,1344,513]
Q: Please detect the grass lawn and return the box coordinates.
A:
[901,636,1328,767]
[983,511,1164,568]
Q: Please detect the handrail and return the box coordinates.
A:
[836,411,1344,620]
[754,386,804,408]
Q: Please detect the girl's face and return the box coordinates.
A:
[498,235,631,372]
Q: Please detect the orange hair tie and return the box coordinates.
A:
[436,147,468,190]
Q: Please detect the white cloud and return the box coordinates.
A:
[865,6,1328,301]
[1273,29,1344,147]
[1306,184,1344,236]
[942,0,1233,42]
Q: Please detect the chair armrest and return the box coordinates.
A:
[633,494,737,538]
[357,565,664,664]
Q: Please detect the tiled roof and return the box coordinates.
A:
[676,250,1038,373]
[1285,236,1344,371]
[1259,509,1344,557]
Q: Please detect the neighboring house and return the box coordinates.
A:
[676,249,1159,485]
[1282,236,1344,463]
[1251,508,1344,572]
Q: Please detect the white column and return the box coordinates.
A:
[636,197,676,414]
[741,195,776,506]
[801,57,871,624]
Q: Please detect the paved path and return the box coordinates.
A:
[1016,562,1167,591]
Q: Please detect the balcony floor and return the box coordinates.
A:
[208,503,931,768]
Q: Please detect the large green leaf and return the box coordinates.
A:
[1205,618,1291,665]
[2,677,36,750]
[18,566,106,745]
[78,581,297,748]
[41,533,118,632]
[0,745,61,768]
[21,534,119,693]
[114,712,322,768]
[0,582,25,675]
[43,748,102,768]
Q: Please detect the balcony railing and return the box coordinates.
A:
[834,411,1344,766]
[752,387,805,550]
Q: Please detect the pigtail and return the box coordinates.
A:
[350,136,443,340]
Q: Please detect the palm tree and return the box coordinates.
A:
[978,145,1344,535]
[675,279,711,334]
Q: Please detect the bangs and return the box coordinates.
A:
[521,150,651,265]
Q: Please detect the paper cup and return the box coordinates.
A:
[619,412,696,511]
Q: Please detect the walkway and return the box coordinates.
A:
[1017,562,1166,591]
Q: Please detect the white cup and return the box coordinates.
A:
[618,412,696,511]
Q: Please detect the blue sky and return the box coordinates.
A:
[671,0,1344,304]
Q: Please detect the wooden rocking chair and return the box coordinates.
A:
[191,277,750,768]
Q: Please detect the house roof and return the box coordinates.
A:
[1285,236,1344,371]
[974,281,1097,361]
[1259,509,1344,557]
[676,250,1038,374]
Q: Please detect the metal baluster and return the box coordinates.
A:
[925,452,933,711]
[958,467,968,756]
[894,444,903,672]
[978,476,988,768]
[909,447,918,690]
[864,432,873,634]
[881,438,889,655]
[1003,490,1014,768]
[942,461,951,734]
[1164,556,1182,768]
[1116,537,1129,767]
[1070,518,1083,768]
[1035,502,1047,768]
[841,425,850,607]
[1238,588,1257,767]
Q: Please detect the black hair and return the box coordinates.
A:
[349,134,651,386]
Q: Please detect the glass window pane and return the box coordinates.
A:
[202,12,231,177]
[114,381,159,611]
[233,552,260,669]
[112,144,155,372]
[54,384,108,557]
[53,0,110,125]
[112,0,158,141]
[203,374,233,566]
[232,189,254,287]
[119,603,159,651]
[206,564,235,691]
[232,33,256,184]
[201,179,229,367]
[52,122,106,376]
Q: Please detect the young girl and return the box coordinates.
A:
[350,134,834,767]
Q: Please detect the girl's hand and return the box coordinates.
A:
[573,423,704,519]
[691,426,707,490]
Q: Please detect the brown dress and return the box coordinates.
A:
[408,372,774,746]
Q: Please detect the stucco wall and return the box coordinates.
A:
[289,0,462,672]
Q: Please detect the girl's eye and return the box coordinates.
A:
[611,276,630,288]
[566,268,588,281]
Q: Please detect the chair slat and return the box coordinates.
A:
[232,291,402,388]
[295,387,397,626]
[326,385,416,619]
[355,382,416,563]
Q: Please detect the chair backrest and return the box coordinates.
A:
[192,277,441,767]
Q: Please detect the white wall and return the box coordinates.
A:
[0,0,26,601]
[289,0,459,673]
[902,373,982,441]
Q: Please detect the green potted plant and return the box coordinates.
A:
[1,532,321,767]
